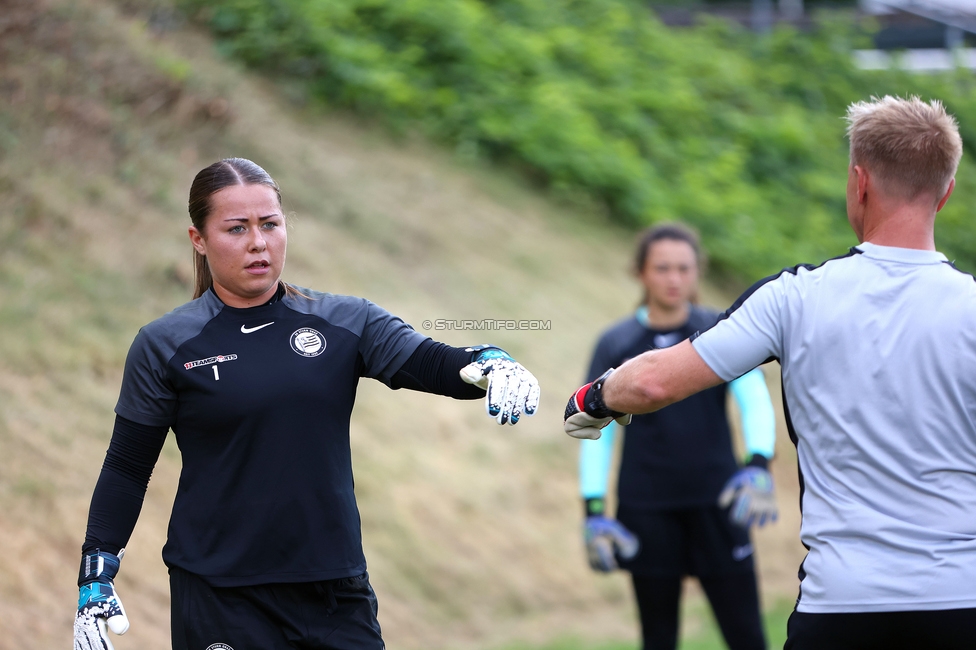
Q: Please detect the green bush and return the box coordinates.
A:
[180,0,976,281]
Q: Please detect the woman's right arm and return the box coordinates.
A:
[82,415,169,554]
[76,323,178,646]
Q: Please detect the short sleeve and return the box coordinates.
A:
[359,301,429,386]
[692,278,785,382]
[115,328,179,428]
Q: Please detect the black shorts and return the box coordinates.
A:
[170,567,384,650]
[785,608,976,650]
[616,505,755,578]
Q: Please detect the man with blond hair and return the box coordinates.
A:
[565,95,976,648]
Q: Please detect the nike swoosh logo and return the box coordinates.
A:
[241,322,274,334]
[732,544,754,561]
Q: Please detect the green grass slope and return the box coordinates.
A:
[0,1,803,647]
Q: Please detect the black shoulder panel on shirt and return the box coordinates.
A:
[942,260,976,282]
[280,287,371,335]
[115,291,225,427]
[135,291,225,366]
[281,286,428,385]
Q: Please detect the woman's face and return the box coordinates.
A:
[188,183,287,308]
[639,238,698,311]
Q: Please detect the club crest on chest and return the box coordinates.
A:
[290,327,326,357]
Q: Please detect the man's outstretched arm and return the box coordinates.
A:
[564,340,725,440]
[566,277,785,439]
[602,339,724,414]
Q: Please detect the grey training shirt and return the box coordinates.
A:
[693,242,976,613]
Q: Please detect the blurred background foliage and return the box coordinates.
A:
[177,0,976,282]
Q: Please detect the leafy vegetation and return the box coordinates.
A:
[178,0,976,282]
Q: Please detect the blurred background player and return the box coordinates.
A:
[73,158,540,650]
[578,223,777,650]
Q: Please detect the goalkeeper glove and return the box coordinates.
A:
[718,456,778,528]
[564,368,631,439]
[460,345,541,425]
[74,549,129,650]
[583,499,639,572]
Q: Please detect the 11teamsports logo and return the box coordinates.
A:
[290,327,326,357]
[184,354,239,370]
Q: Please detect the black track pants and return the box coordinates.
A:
[632,573,766,650]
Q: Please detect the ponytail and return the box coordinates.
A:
[192,249,212,300]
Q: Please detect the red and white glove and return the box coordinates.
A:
[564,368,631,440]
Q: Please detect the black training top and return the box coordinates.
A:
[586,306,738,510]
[114,285,429,586]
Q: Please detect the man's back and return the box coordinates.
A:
[565,95,976,648]
[694,242,976,612]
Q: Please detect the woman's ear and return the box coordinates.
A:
[188,226,207,256]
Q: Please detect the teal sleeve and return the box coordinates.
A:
[729,368,776,460]
[579,421,616,498]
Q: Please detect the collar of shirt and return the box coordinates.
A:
[855,241,948,265]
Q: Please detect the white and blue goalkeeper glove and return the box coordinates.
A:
[718,456,778,528]
[74,549,129,650]
[460,346,541,425]
[583,499,639,572]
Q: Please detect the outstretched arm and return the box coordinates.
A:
[564,341,724,440]
[390,340,540,425]
[602,340,723,414]
[389,339,486,399]
[567,272,787,435]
